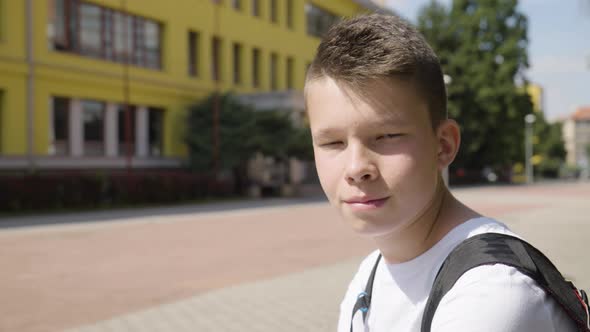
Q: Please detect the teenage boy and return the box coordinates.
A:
[304,14,576,332]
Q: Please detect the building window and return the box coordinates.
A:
[52,97,70,155]
[117,105,136,156]
[82,100,105,156]
[148,108,164,156]
[112,11,132,62]
[252,0,260,17]
[232,43,242,85]
[50,0,75,51]
[49,0,162,69]
[142,19,161,69]
[270,52,278,90]
[286,57,294,89]
[270,0,278,23]
[49,96,165,158]
[231,0,241,10]
[286,0,294,29]
[79,3,102,58]
[188,31,199,77]
[305,3,339,38]
[252,48,260,88]
[211,37,222,82]
[0,91,3,154]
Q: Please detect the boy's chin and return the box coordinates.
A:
[343,214,398,238]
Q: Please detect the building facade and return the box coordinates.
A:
[563,106,590,170]
[0,0,384,171]
[526,83,544,114]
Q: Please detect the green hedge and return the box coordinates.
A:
[0,171,233,212]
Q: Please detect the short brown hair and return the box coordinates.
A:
[305,14,447,129]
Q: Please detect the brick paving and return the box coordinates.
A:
[1,181,589,332]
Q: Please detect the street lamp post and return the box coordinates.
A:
[525,114,536,184]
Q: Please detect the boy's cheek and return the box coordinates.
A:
[314,156,340,193]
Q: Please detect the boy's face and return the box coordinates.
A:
[306,76,443,237]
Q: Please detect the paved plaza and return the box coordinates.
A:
[1,181,589,332]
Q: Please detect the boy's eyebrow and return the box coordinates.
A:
[312,128,342,139]
[364,117,411,131]
[313,120,410,139]
[378,114,411,127]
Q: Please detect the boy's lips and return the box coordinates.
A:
[342,196,390,210]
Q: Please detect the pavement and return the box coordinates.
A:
[1,181,589,332]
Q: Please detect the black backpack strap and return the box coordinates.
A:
[350,254,381,332]
[421,233,590,332]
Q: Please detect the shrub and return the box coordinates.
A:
[0,171,233,213]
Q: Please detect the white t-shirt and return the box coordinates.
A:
[338,217,577,332]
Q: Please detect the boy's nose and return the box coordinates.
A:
[345,145,378,184]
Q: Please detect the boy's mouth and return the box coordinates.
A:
[343,196,389,210]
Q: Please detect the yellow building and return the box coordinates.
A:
[526,83,544,114]
[0,0,386,171]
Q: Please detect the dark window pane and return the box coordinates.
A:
[82,100,104,156]
[305,3,339,38]
[252,48,260,87]
[233,43,242,84]
[286,57,294,89]
[51,0,68,49]
[117,105,136,156]
[252,0,259,17]
[113,12,133,63]
[133,17,145,66]
[188,31,198,76]
[212,37,221,81]
[0,91,3,154]
[148,108,164,157]
[143,20,161,69]
[67,0,79,50]
[270,53,278,90]
[53,97,69,141]
[104,9,114,60]
[270,0,277,23]
[117,105,136,143]
[286,0,293,29]
[79,3,102,58]
[53,97,70,155]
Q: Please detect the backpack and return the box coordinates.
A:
[350,233,590,332]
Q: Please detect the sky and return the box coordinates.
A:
[385,0,590,121]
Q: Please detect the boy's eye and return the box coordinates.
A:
[376,134,402,140]
[320,141,344,148]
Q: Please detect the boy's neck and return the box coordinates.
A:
[374,180,480,264]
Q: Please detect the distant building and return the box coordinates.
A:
[0,0,390,172]
[563,106,590,168]
[526,84,545,114]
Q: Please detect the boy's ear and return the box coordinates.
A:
[436,119,461,171]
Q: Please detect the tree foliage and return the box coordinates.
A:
[533,114,567,177]
[418,0,533,170]
[185,93,313,175]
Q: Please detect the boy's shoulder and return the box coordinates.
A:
[432,258,578,331]
[346,217,516,304]
[340,219,578,331]
[357,216,514,274]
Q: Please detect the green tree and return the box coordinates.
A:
[185,93,258,173]
[251,110,314,161]
[532,114,567,178]
[185,93,313,193]
[418,0,533,172]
